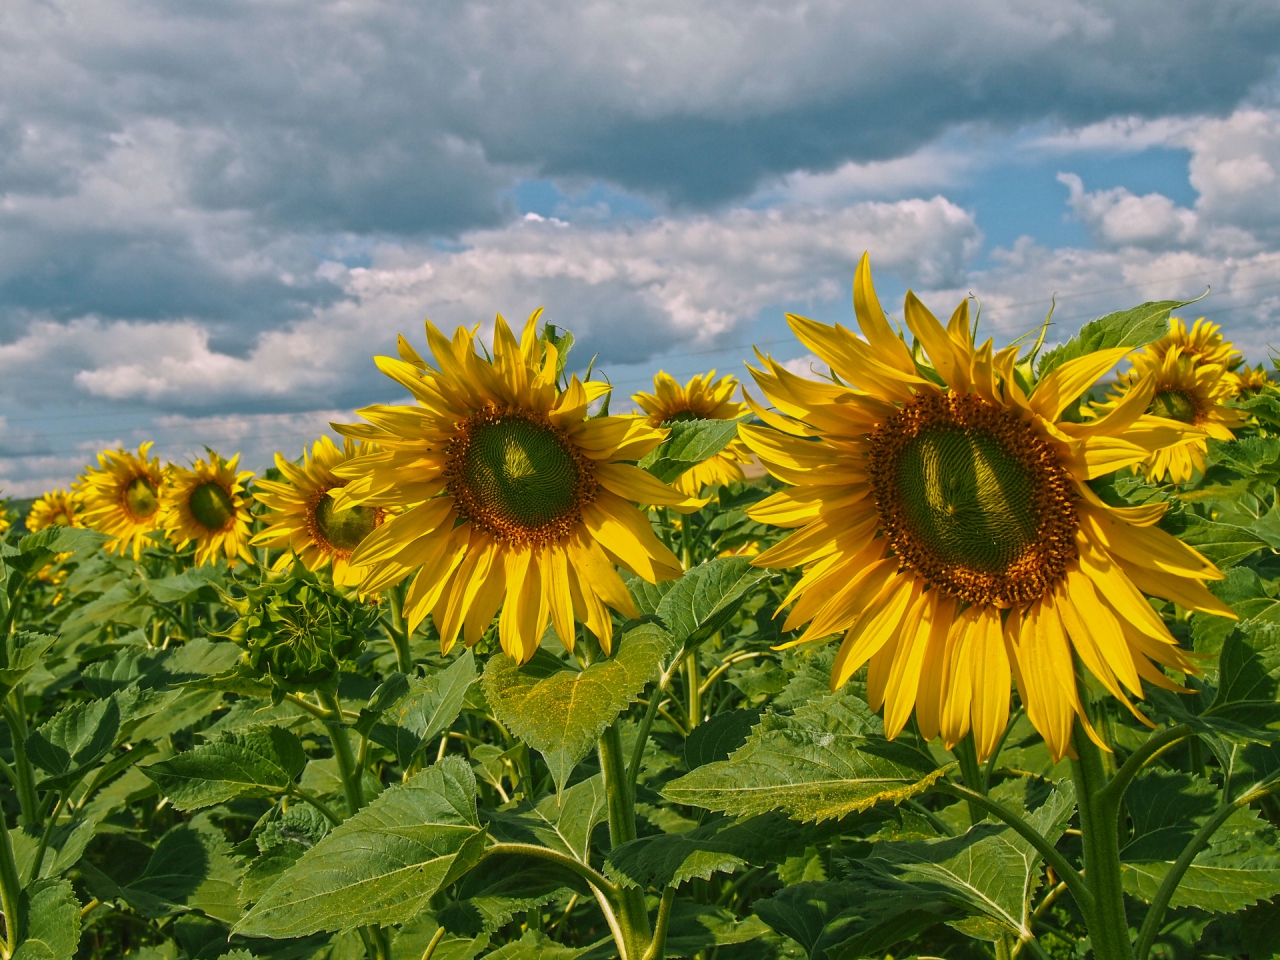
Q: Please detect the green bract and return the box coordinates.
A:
[219,573,377,691]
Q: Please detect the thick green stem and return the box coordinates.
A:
[2,698,38,826]
[952,734,986,824]
[318,688,364,815]
[684,652,701,730]
[599,720,651,960]
[0,809,23,957]
[387,582,412,675]
[642,887,676,960]
[26,792,66,885]
[481,843,618,897]
[1070,722,1131,960]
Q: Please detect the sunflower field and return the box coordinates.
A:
[3,254,1280,960]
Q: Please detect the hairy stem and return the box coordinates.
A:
[480,843,618,898]
[642,887,676,960]
[26,791,66,885]
[318,688,364,815]
[1070,721,1130,960]
[599,720,652,959]
[0,807,23,957]
[1,697,38,826]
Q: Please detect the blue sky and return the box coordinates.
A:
[2,1,1280,495]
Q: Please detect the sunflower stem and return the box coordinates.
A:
[318,687,364,815]
[386,582,412,674]
[1069,720,1131,960]
[952,734,987,824]
[599,719,652,959]
[2,696,38,826]
[0,800,22,958]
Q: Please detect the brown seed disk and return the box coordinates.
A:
[867,391,1078,608]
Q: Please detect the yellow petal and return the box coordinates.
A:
[1030,346,1133,422]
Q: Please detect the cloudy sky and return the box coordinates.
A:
[3,0,1280,496]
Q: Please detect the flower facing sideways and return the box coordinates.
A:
[741,254,1235,763]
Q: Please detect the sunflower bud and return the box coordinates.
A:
[219,572,377,691]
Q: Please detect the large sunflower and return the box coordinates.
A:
[332,313,701,662]
[252,437,386,587]
[26,490,81,531]
[74,443,166,559]
[633,371,754,495]
[740,254,1235,763]
[160,452,255,566]
[1095,323,1243,484]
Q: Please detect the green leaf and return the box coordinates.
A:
[864,782,1077,941]
[663,903,774,957]
[18,526,110,558]
[683,708,762,769]
[487,774,608,864]
[80,816,245,923]
[13,878,81,960]
[370,650,476,767]
[638,419,741,484]
[1121,774,1280,912]
[1208,620,1280,741]
[662,692,942,822]
[481,929,604,960]
[754,877,958,960]
[1174,514,1268,568]
[436,854,583,936]
[1035,299,1187,379]
[144,566,226,604]
[391,916,488,960]
[652,557,774,649]
[482,623,676,791]
[0,632,56,699]
[25,697,120,791]
[143,725,306,810]
[606,811,849,889]
[11,818,96,882]
[235,756,486,938]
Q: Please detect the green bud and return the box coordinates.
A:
[218,570,378,692]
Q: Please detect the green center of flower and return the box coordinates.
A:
[868,392,1078,608]
[314,496,379,552]
[448,408,598,546]
[1148,388,1200,424]
[664,410,701,424]
[124,476,159,519]
[896,427,1039,574]
[189,481,235,532]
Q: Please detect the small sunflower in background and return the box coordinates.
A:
[252,437,387,587]
[1094,318,1243,484]
[332,312,702,662]
[74,442,166,560]
[633,371,754,495]
[1237,362,1273,392]
[26,490,81,531]
[740,253,1233,763]
[0,502,12,536]
[160,452,255,566]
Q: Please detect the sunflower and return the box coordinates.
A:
[26,490,81,531]
[633,371,755,495]
[252,437,387,587]
[1094,329,1243,484]
[331,312,702,662]
[1237,363,1272,392]
[74,443,166,559]
[160,452,255,566]
[739,253,1235,763]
